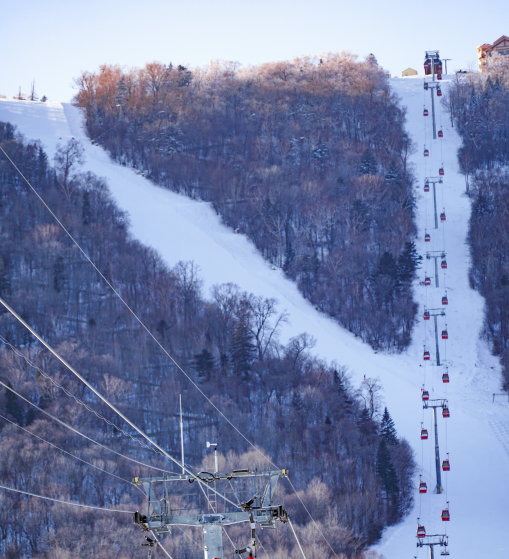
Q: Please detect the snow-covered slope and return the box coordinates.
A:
[1,78,509,557]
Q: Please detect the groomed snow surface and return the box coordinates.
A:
[1,77,509,558]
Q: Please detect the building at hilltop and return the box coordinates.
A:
[477,35,509,72]
[402,68,417,77]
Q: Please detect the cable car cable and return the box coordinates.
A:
[0,297,240,511]
[0,378,176,474]
[0,412,134,486]
[0,145,339,557]
[0,334,161,457]
[0,483,135,513]
[286,477,338,559]
[289,518,308,559]
[0,146,278,472]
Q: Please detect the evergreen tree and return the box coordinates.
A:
[376,438,399,495]
[397,241,421,284]
[82,190,93,225]
[53,256,65,293]
[0,256,11,297]
[229,318,256,378]
[358,149,378,176]
[384,161,403,190]
[380,407,398,445]
[376,252,398,280]
[283,245,295,273]
[5,383,24,425]
[193,348,215,382]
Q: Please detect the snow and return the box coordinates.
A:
[1,77,509,558]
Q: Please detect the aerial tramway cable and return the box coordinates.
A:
[0,483,134,513]
[0,412,133,485]
[0,334,161,457]
[0,378,176,474]
[0,145,339,557]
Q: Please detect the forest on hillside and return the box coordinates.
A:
[73,54,419,351]
[0,124,415,558]
[443,58,509,390]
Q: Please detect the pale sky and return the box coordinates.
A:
[1,0,508,103]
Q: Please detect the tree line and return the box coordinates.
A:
[73,54,419,350]
[0,124,415,557]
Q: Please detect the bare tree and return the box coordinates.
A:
[360,376,384,419]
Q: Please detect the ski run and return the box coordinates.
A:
[1,74,508,558]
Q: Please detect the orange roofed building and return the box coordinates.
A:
[477,35,509,72]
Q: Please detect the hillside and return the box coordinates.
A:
[1,73,509,558]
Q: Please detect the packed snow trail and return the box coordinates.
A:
[1,79,509,557]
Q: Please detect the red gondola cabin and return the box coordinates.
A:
[423,109,429,116]
[424,82,429,90]
[442,372,450,383]
[437,87,442,97]
[440,212,446,221]
[439,167,444,175]
[417,524,426,537]
[442,458,451,471]
[442,296,448,305]
[425,277,431,286]
[424,58,432,75]
[419,481,428,494]
[438,129,444,138]
[422,390,430,401]
[424,149,429,157]
[442,330,448,340]
[424,310,430,320]
[442,406,450,418]
[423,350,430,360]
[441,260,447,269]
[437,74,442,80]
[424,182,430,192]
[421,427,429,439]
[425,233,431,242]
[441,508,450,521]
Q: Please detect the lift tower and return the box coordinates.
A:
[133,468,289,559]
[425,177,443,229]
[423,307,446,366]
[423,399,448,494]
[426,252,446,288]
[424,50,442,139]
[417,533,449,559]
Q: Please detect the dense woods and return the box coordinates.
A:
[0,124,415,557]
[443,58,509,389]
[73,54,419,350]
